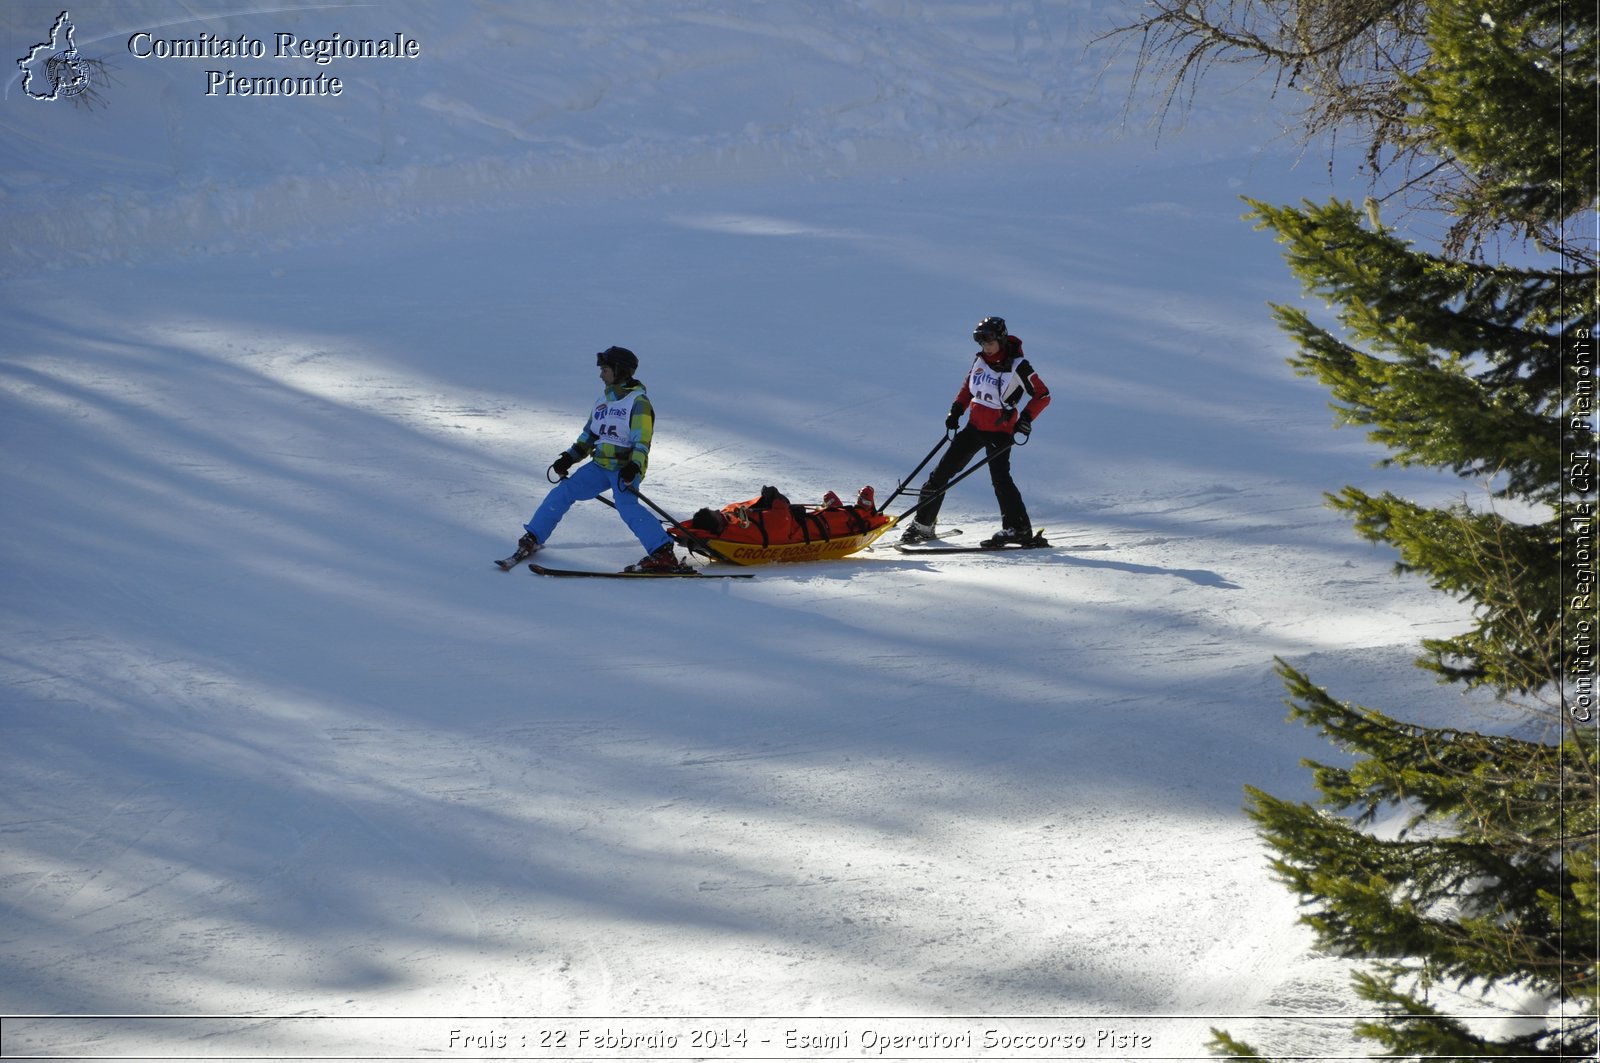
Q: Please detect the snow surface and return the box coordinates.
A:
[0,1,1535,1059]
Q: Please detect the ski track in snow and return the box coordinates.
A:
[0,1,1535,1059]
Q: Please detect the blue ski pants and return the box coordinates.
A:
[526,461,671,554]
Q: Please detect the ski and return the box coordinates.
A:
[494,553,532,571]
[528,563,754,579]
[896,530,1052,554]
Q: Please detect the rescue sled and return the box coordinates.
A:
[668,485,897,566]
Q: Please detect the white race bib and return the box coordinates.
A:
[968,358,1022,410]
[588,391,639,444]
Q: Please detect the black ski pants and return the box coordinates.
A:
[914,425,1029,532]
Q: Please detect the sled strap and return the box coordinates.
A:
[812,509,834,542]
[787,504,810,545]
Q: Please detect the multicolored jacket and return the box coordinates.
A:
[952,335,1051,433]
[566,380,656,476]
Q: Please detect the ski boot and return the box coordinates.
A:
[899,520,937,544]
[495,532,542,570]
[980,527,1030,549]
[980,528,1046,549]
[627,542,690,574]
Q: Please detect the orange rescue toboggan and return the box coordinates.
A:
[669,485,897,565]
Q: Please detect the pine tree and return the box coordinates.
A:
[1110,0,1597,1057]
[1252,198,1578,694]
[1206,667,1598,1059]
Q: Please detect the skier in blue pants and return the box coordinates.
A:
[501,346,684,573]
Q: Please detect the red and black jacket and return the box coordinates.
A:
[953,335,1051,433]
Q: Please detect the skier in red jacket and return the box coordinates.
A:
[900,316,1051,547]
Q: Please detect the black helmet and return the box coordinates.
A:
[972,316,1007,343]
[596,345,639,378]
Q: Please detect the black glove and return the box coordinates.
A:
[1015,413,1033,437]
[552,451,576,477]
[618,460,641,484]
[945,403,964,431]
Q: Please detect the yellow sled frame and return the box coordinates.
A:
[684,514,898,566]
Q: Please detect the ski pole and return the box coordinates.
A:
[623,482,740,566]
[891,442,1015,524]
[875,428,954,515]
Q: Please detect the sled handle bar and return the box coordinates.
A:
[623,482,740,566]
[891,441,1016,525]
[875,428,955,515]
